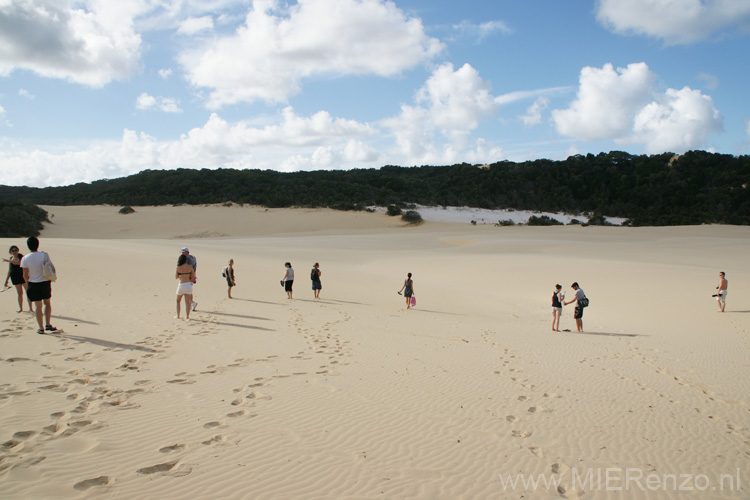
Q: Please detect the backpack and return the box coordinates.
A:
[222,266,228,278]
[311,268,319,281]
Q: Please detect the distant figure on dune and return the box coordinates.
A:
[225,259,236,299]
[551,284,563,332]
[282,262,294,299]
[20,237,56,334]
[181,247,198,311]
[311,262,322,299]
[175,254,195,319]
[716,272,728,312]
[4,245,32,313]
[399,272,414,309]
[564,282,586,332]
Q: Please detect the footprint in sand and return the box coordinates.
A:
[506,415,518,423]
[12,430,38,441]
[226,410,246,418]
[203,421,222,429]
[159,444,186,453]
[74,476,112,491]
[528,446,544,458]
[201,435,225,445]
[511,430,532,438]
[136,460,178,475]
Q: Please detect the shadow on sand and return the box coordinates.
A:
[189,317,275,332]
[56,334,160,352]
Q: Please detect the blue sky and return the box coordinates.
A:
[0,0,748,187]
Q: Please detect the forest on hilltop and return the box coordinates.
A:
[1,150,748,234]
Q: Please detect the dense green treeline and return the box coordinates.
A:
[0,203,50,237]
[1,150,749,226]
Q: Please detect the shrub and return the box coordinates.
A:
[527,215,563,226]
[0,203,49,237]
[401,210,423,224]
[386,205,402,216]
[496,219,515,226]
[119,206,136,214]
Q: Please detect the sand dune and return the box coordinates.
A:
[1,206,748,499]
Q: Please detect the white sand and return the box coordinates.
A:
[1,205,748,499]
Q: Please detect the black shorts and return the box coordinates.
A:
[27,281,51,302]
[285,280,293,292]
[574,307,583,319]
[226,278,235,287]
[10,272,25,285]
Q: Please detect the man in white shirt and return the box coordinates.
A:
[563,282,585,332]
[20,237,57,335]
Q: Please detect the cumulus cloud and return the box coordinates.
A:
[552,62,654,141]
[0,107,379,186]
[158,68,173,79]
[596,0,750,44]
[552,62,723,153]
[18,88,35,99]
[631,87,723,154]
[177,15,214,35]
[136,93,182,113]
[382,63,499,165]
[180,0,444,108]
[0,0,144,87]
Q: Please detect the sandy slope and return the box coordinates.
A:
[1,206,748,499]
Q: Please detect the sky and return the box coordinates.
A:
[0,0,749,188]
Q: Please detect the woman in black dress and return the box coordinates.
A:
[3,245,32,313]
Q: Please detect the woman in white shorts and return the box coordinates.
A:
[176,254,195,319]
[551,284,563,331]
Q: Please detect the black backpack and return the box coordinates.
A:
[311,268,319,280]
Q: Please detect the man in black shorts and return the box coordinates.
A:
[20,237,57,335]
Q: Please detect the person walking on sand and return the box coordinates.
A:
[398,272,414,309]
[551,284,563,332]
[282,262,294,299]
[716,271,728,312]
[226,259,236,299]
[181,247,198,311]
[563,282,585,332]
[20,237,56,334]
[311,262,322,299]
[4,245,32,313]
[175,254,195,319]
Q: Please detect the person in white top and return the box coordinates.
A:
[19,237,57,335]
[282,262,294,299]
[563,282,585,333]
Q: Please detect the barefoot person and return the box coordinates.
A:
[311,262,322,299]
[226,259,236,299]
[716,272,728,312]
[175,254,195,319]
[181,247,198,311]
[282,262,294,299]
[20,237,56,334]
[398,272,414,309]
[551,284,563,331]
[4,245,32,313]
[564,282,586,333]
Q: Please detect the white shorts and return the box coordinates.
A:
[552,307,562,317]
[717,291,727,303]
[177,282,193,296]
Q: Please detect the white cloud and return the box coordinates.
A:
[631,87,723,154]
[0,104,8,127]
[452,20,512,42]
[158,68,173,79]
[18,88,35,99]
[136,93,182,113]
[0,0,144,87]
[552,62,654,141]
[180,0,444,108]
[596,0,750,45]
[177,15,214,35]
[519,97,549,127]
[0,107,379,186]
[382,63,498,165]
[552,62,723,153]
[495,87,570,106]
